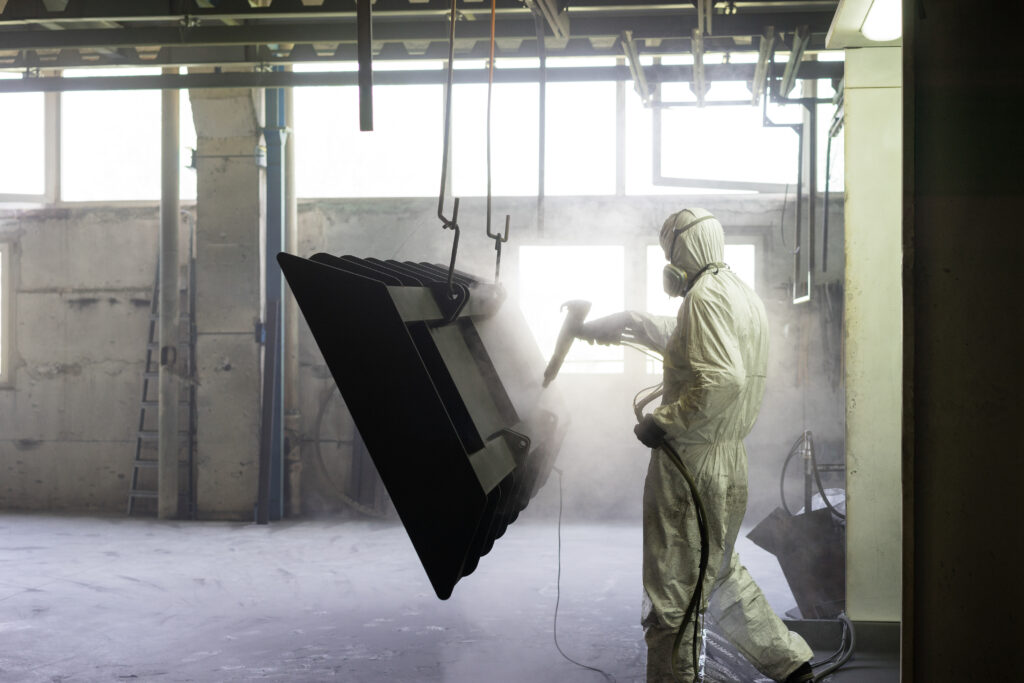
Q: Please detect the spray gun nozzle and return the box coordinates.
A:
[542,300,592,388]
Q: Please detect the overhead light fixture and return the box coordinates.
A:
[860,0,901,42]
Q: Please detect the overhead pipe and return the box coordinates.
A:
[283,72,302,517]
[262,71,287,521]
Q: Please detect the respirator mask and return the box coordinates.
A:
[662,214,718,298]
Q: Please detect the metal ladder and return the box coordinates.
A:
[127,252,197,517]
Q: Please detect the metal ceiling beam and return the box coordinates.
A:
[0,0,838,24]
[0,60,843,91]
[0,33,843,70]
[0,12,836,51]
[0,31,837,70]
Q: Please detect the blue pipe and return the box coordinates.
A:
[264,70,287,521]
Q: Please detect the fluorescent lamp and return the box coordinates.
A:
[861,0,902,42]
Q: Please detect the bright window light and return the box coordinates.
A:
[725,243,757,290]
[545,82,616,195]
[625,90,799,195]
[451,83,539,197]
[659,106,797,184]
[294,84,442,198]
[861,0,902,42]
[63,66,162,78]
[645,243,757,372]
[293,62,358,73]
[373,60,442,72]
[0,91,45,196]
[62,82,197,201]
[546,56,618,68]
[497,58,540,69]
[518,245,624,374]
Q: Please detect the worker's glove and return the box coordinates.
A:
[633,414,667,448]
[578,312,632,346]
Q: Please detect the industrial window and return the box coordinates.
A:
[645,243,757,372]
[294,77,443,198]
[0,241,10,385]
[518,245,624,374]
[451,82,539,197]
[61,68,197,201]
[544,81,617,195]
[0,76,45,198]
[625,81,800,195]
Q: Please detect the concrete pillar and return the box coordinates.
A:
[843,46,902,621]
[189,86,264,520]
[158,77,180,519]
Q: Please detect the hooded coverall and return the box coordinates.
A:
[643,209,813,682]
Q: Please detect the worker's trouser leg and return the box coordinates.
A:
[645,622,698,683]
[642,443,813,682]
[707,551,814,682]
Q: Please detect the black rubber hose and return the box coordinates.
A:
[661,439,709,682]
[812,613,856,679]
[779,435,805,515]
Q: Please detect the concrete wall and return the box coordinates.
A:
[0,208,159,510]
[0,193,844,525]
[843,47,903,623]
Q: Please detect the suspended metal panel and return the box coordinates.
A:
[278,252,568,600]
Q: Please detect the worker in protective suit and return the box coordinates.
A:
[625,209,814,682]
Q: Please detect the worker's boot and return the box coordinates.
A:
[783,661,814,682]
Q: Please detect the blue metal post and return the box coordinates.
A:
[264,73,288,521]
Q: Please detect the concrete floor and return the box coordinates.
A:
[0,513,894,682]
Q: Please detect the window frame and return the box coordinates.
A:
[0,89,58,205]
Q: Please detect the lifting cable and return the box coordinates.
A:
[437,0,461,296]
[485,0,510,282]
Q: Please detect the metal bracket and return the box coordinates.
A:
[428,280,470,324]
[486,214,510,284]
[779,26,809,98]
[491,427,532,465]
[750,27,775,106]
[691,27,707,106]
[621,30,652,105]
[524,0,569,40]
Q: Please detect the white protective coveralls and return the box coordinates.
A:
[643,209,813,682]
